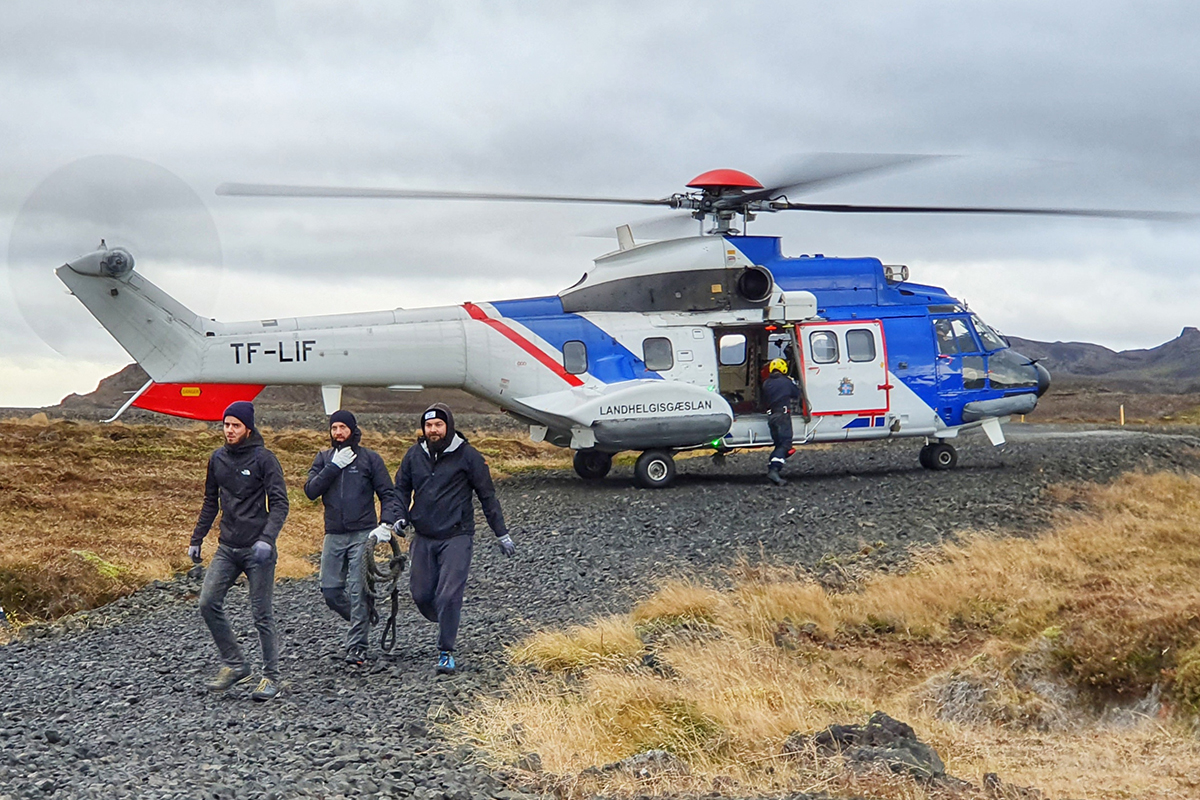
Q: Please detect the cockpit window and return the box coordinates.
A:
[951,318,977,353]
[934,319,958,355]
[970,314,1007,351]
[934,317,978,355]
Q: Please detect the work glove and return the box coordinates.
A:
[331,447,357,469]
[188,545,202,563]
[251,541,273,565]
[496,534,516,558]
[369,524,392,544]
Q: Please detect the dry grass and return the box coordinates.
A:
[0,416,570,626]
[460,470,1200,799]
[511,616,645,672]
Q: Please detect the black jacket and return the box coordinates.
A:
[304,444,397,535]
[762,372,800,413]
[395,434,508,540]
[192,430,289,548]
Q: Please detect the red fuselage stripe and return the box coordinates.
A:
[463,302,584,387]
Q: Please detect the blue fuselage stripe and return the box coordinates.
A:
[490,297,661,383]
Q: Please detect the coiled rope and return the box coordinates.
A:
[360,536,406,652]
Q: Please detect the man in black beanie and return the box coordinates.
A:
[395,402,515,674]
[304,409,398,665]
[190,400,289,701]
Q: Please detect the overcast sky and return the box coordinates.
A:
[3,1,1199,407]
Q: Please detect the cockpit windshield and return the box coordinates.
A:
[970,314,1008,351]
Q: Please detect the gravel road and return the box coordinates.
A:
[2,426,1197,800]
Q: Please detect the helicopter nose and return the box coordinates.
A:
[1035,362,1051,397]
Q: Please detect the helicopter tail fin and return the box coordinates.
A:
[56,248,209,382]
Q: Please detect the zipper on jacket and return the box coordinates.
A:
[338,450,346,531]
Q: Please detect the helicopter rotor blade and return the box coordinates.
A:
[217,182,675,207]
[723,153,949,209]
[772,201,1198,221]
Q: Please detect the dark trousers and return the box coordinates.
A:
[408,533,473,652]
[768,410,793,470]
[198,543,279,679]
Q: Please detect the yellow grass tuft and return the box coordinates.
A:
[460,470,1200,799]
[631,580,722,627]
[512,616,644,672]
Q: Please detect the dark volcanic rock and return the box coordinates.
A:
[0,427,1195,798]
[785,711,945,780]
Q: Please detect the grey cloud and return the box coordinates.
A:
[4,1,1200,403]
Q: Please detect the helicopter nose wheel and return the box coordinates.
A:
[634,450,677,489]
[573,449,613,481]
[919,442,958,471]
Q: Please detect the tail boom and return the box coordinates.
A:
[57,251,470,399]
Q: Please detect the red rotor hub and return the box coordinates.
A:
[686,169,763,191]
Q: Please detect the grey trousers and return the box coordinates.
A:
[198,543,279,679]
[320,528,372,650]
[409,534,473,652]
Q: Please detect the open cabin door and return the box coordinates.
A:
[714,326,802,417]
[714,328,763,415]
[798,320,890,415]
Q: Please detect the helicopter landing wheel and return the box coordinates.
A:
[634,449,676,489]
[920,442,958,471]
[573,449,613,481]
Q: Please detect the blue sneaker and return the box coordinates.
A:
[436,651,456,675]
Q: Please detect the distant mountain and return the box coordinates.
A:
[1008,327,1200,392]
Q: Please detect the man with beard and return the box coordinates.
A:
[304,409,398,665]
[190,401,289,701]
[394,403,515,675]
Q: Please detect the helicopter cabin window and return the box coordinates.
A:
[810,331,839,364]
[846,329,876,362]
[562,340,588,375]
[934,318,978,355]
[642,337,674,371]
[718,333,747,365]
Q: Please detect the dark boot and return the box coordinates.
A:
[767,467,787,486]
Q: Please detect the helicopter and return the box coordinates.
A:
[56,158,1186,488]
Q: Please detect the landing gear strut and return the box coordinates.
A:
[634,449,676,489]
[573,450,613,481]
[919,441,958,471]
